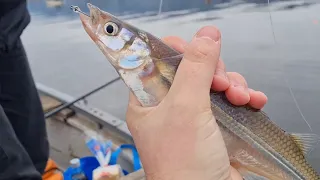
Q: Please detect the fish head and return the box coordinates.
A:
[79,3,143,67]
[79,3,182,107]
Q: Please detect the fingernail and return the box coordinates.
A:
[195,26,221,42]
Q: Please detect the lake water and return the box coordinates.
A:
[23,0,320,172]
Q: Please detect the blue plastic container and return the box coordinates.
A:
[63,144,142,180]
[64,157,99,180]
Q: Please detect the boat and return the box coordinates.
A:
[37,81,147,179]
[45,0,64,8]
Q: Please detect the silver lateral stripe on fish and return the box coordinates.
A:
[75,3,320,180]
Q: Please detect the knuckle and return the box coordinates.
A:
[185,46,208,61]
[184,38,216,62]
[227,72,248,87]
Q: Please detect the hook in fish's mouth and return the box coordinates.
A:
[74,3,102,42]
[78,3,101,25]
[70,3,101,27]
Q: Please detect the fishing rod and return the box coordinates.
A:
[45,76,121,118]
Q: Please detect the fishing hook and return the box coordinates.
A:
[70,5,90,17]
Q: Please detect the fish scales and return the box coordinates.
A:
[210,91,319,180]
[75,3,320,180]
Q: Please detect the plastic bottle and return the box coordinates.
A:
[70,158,87,180]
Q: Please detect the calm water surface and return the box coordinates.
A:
[24,0,320,172]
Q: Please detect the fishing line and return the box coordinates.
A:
[158,0,163,15]
[45,77,121,118]
[282,74,313,132]
[267,0,277,44]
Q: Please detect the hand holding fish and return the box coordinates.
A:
[161,34,268,109]
[126,26,266,180]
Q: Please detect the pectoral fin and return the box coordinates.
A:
[152,54,183,85]
[230,150,293,180]
[236,166,269,180]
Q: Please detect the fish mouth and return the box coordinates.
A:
[79,3,118,66]
[79,3,100,42]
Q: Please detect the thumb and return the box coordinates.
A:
[169,26,221,102]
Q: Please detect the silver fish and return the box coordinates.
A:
[75,3,320,180]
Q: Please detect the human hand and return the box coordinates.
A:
[162,34,268,109]
[126,26,268,180]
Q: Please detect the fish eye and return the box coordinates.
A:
[104,22,119,36]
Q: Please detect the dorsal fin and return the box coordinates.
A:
[289,133,320,156]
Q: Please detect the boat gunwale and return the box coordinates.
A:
[36,82,132,138]
[36,82,138,170]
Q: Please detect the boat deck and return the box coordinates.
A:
[40,93,146,179]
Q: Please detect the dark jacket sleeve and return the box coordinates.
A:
[0,0,31,52]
